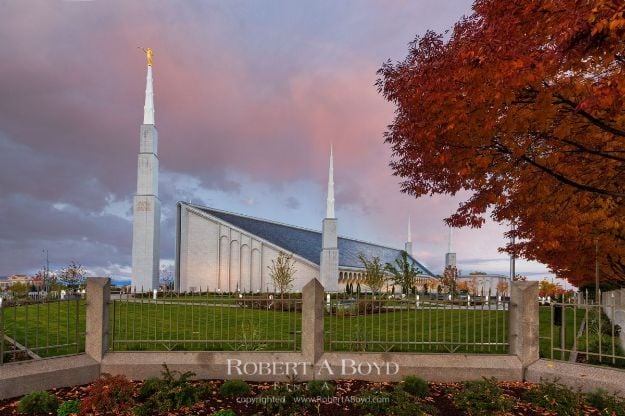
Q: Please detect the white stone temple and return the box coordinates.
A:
[173,147,434,293]
[131,53,160,291]
[129,49,434,293]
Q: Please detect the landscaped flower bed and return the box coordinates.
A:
[1,367,623,415]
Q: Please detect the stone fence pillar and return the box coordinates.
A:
[302,278,324,364]
[509,280,539,369]
[85,277,111,362]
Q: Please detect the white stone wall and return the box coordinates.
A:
[178,206,319,292]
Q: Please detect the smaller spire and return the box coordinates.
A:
[326,145,335,218]
[407,216,412,243]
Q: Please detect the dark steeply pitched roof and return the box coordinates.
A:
[188,204,434,277]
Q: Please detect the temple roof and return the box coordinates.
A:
[187,203,434,277]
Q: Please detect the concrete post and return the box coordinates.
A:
[302,278,324,363]
[509,280,539,369]
[85,277,110,362]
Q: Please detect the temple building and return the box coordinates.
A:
[173,149,435,293]
[131,48,435,293]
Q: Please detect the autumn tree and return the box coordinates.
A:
[467,275,479,295]
[358,254,387,295]
[377,1,625,287]
[496,280,509,296]
[385,250,418,295]
[440,265,459,294]
[268,252,296,296]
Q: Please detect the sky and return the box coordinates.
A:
[0,0,557,282]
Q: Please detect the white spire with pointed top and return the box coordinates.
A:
[448,227,454,253]
[143,65,155,125]
[408,216,412,243]
[326,145,335,218]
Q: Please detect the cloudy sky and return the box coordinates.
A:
[0,0,555,281]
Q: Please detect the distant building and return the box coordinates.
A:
[0,274,45,291]
[457,273,510,296]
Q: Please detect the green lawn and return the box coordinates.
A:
[0,299,86,362]
[109,300,301,352]
[326,307,508,353]
[2,300,624,369]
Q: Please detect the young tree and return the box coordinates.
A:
[57,261,86,290]
[457,281,469,293]
[358,254,387,296]
[440,265,459,295]
[377,1,625,287]
[159,264,174,290]
[268,252,295,296]
[467,275,479,296]
[385,250,418,295]
[496,280,509,296]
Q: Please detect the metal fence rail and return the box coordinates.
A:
[540,293,625,368]
[0,292,86,365]
[110,289,302,352]
[325,292,509,353]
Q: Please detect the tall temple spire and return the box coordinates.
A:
[448,227,453,253]
[326,145,335,218]
[143,65,155,125]
[132,47,161,291]
[445,226,456,269]
[405,216,413,255]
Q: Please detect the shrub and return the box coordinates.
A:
[80,374,134,415]
[523,379,582,416]
[197,381,217,400]
[18,391,59,415]
[212,410,236,416]
[389,389,427,416]
[399,375,429,398]
[306,380,335,398]
[142,365,200,412]
[258,383,306,415]
[138,377,161,400]
[585,388,625,416]
[356,388,392,414]
[219,380,251,397]
[453,378,515,415]
[57,400,81,416]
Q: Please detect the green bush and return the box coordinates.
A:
[356,389,392,414]
[144,365,200,412]
[18,391,59,415]
[523,379,582,416]
[219,380,251,397]
[138,377,162,400]
[212,410,236,416]
[306,380,335,397]
[388,389,427,416]
[585,388,625,416]
[56,400,81,416]
[453,378,515,415]
[399,375,429,397]
[258,383,306,415]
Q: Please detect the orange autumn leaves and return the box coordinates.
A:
[377,0,625,287]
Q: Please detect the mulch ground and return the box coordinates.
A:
[0,379,604,415]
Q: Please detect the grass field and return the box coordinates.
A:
[2,299,624,368]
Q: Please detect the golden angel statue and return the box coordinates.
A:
[141,47,154,66]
